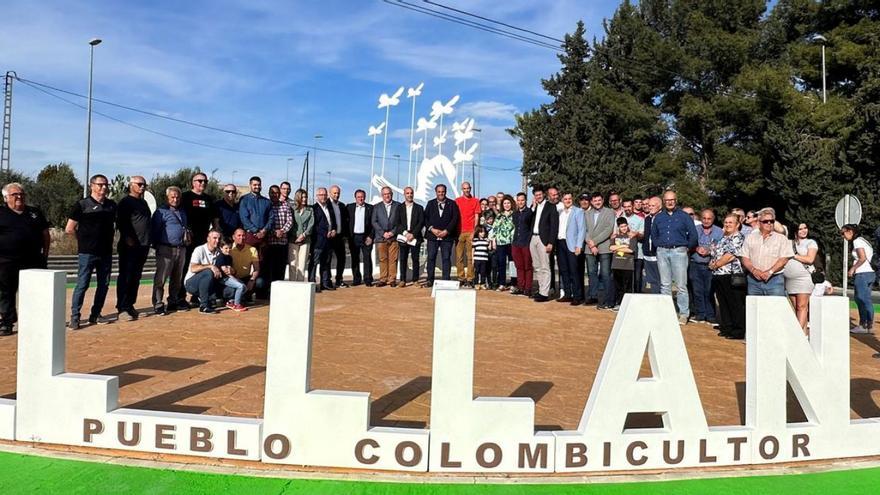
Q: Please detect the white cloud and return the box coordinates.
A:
[457,101,519,121]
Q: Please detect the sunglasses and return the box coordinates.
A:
[131,182,147,188]
[193,179,207,183]
[224,190,237,194]
[760,219,775,224]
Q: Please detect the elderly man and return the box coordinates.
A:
[608,192,623,218]
[310,187,337,291]
[115,176,151,321]
[66,174,117,329]
[151,186,189,315]
[651,191,699,324]
[347,189,374,286]
[0,183,49,335]
[741,207,793,296]
[214,183,241,238]
[371,186,402,287]
[641,196,662,294]
[184,229,223,314]
[690,209,723,323]
[328,185,350,288]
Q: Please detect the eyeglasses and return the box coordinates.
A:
[8,192,24,197]
[224,190,237,194]
[760,219,775,224]
[664,199,675,202]
[193,179,207,183]
[131,182,147,188]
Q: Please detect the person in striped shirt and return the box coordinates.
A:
[472,225,491,289]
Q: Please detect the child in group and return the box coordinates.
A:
[609,217,636,310]
[472,225,491,290]
[811,271,834,297]
[214,238,248,312]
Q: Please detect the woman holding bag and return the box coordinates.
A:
[784,223,819,331]
[709,214,747,340]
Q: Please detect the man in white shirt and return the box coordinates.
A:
[184,229,223,314]
[529,186,558,302]
[397,186,425,287]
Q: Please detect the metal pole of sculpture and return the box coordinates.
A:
[367,123,385,199]
[406,83,423,187]
[378,86,404,182]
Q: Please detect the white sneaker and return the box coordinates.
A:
[678,315,689,325]
[850,325,872,334]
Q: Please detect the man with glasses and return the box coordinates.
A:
[181,172,218,306]
[741,207,793,296]
[215,184,241,238]
[0,183,50,335]
[65,174,118,329]
[650,190,698,325]
[115,176,151,321]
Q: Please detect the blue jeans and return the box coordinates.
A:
[747,274,785,296]
[643,259,660,294]
[71,253,112,321]
[657,247,689,317]
[586,253,614,306]
[221,276,246,305]
[184,270,219,309]
[688,262,716,320]
[494,244,511,286]
[854,272,875,328]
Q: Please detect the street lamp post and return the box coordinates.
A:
[813,34,827,104]
[231,169,238,186]
[393,154,401,200]
[83,38,102,197]
[326,171,332,189]
[312,134,323,197]
[473,128,482,196]
[286,158,293,182]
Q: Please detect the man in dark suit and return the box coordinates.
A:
[422,184,460,287]
[371,186,402,287]
[309,187,337,292]
[347,189,374,286]
[397,186,425,287]
[529,185,559,302]
[328,185,350,288]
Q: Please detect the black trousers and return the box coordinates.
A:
[633,258,644,294]
[266,244,289,289]
[331,236,347,284]
[398,240,422,283]
[0,257,47,325]
[309,245,333,286]
[426,239,453,282]
[714,274,746,338]
[349,234,374,285]
[558,242,584,301]
[116,243,150,312]
[612,268,634,306]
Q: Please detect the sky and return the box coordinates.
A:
[2,0,620,200]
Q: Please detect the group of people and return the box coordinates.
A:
[0,174,877,341]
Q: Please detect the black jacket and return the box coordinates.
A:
[396,202,425,241]
[311,202,337,250]
[346,202,374,239]
[423,199,459,242]
[530,201,558,246]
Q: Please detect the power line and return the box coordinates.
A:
[382,1,560,51]
[422,0,564,43]
[17,79,302,158]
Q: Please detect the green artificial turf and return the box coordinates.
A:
[0,451,877,494]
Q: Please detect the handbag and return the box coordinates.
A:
[731,272,747,288]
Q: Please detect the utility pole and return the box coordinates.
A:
[1,71,14,175]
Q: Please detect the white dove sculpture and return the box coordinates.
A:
[367,122,385,198]
[406,82,424,186]
[416,116,439,160]
[377,86,405,190]
[429,95,460,158]
[411,138,423,152]
[414,154,460,203]
[453,142,479,165]
[454,118,475,146]
[378,86,404,109]
[433,129,448,149]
